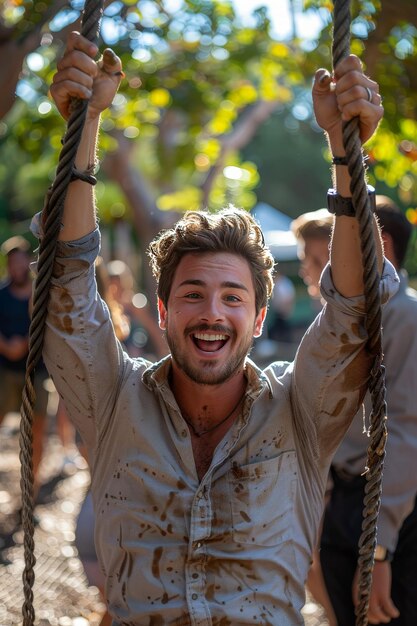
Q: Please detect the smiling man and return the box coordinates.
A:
[158,251,262,389]
[32,31,400,626]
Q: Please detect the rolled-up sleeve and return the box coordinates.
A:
[31,216,125,450]
[290,259,399,465]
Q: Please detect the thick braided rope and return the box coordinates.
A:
[332,2,387,625]
[19,2,104,624]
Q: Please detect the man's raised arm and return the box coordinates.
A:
[50,31,124,241]
[312,54,385,297]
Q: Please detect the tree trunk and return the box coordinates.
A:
[101,132,178,303]
[0,0,69,120]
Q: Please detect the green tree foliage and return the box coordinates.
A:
[305,0,417,227]
[0,0,416,277]
[0,1,307,220]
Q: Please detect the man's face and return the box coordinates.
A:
[298,237,329,299]
[158,252,266,386]
[7,250,31,287]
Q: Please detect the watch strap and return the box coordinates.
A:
[327,185,376,217]
[332,155,349,166]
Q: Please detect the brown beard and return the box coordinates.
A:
[164,323,254,386]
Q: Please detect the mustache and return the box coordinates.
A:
[185,323,233,336]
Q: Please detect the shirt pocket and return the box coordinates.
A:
[228,451,297,546]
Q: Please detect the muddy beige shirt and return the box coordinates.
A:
[39,227,398,625]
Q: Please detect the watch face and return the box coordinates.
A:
[326,188,357,217]
[374,545,387,561]
[327,186,376,217]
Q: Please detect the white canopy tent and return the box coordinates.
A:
[251,202,299,261]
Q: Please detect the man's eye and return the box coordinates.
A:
[185,292,201,299]
[225,295,240,302]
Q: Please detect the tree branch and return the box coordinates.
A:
[201,99,279,205]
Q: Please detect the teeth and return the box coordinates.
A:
[193,333,227,341]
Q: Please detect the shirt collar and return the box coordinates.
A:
[142,354,273,399]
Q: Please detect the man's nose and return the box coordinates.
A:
[199,296,224,322]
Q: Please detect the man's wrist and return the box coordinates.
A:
[326,129,344,152]
[85,110,102,125]
[74,116,100,172]
[327,185,376,217]
[332,155,349,166]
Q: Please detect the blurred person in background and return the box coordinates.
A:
[292,208,333,303]
[0,236,49,509]
[106,259,168,360]
[268,271,296,344]
[293,198,417,626]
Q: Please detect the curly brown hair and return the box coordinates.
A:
[148,207,275,314]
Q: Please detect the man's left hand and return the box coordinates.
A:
[313,54,383,146]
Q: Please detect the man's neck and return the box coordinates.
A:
[170,362,247,419]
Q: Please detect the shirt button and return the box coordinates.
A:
[192,572,199,579]
[192,593,198,600]
[196,542,202,549]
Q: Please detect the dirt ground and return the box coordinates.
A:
[0,412,329,626]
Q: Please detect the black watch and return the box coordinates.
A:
[327,185,376,217]
[374,544,394,562]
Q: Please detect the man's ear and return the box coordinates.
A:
[158,298,167,330]
[254,306,267,338]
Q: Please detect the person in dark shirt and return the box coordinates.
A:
[293,201,417,626]
[0,235,49,499]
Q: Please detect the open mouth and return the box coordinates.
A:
[192,332,229,353]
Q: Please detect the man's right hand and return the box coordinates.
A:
[50,31,124,121]
[353,561,400,624]
[312,55,383,150]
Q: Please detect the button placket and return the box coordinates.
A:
[185,481,213,622]
[186,554,210,624]
[190,484,211,543]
